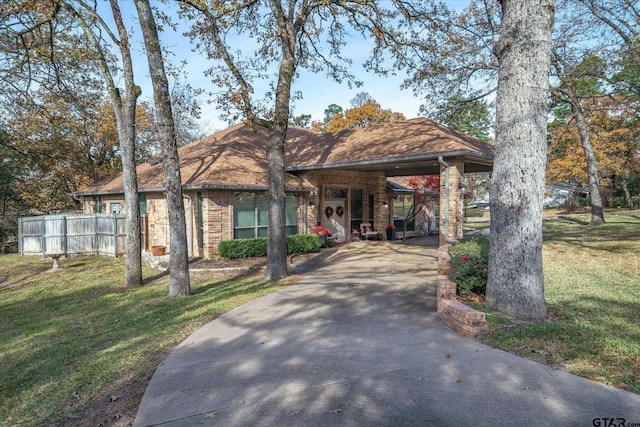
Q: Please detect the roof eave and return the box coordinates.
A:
[74,183,314,197]
[286,150,494,172]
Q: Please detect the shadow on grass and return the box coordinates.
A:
[489,293,640,393]
[555,216,590,225]
[0,255,287,427]
[143,270,170,284]
[542,213,640,252]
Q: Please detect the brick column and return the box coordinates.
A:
[372,173,388,233]
[438,159,464,246]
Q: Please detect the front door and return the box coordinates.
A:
[323,200,347,241]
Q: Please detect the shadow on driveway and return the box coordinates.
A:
[134,240,640,426]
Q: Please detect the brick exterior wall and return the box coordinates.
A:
[305,170,390,238]
[81,192,192,256]
[80,169,395,258]
[436,245,489,339]
[200,190,233,258]
[438,159,465,246]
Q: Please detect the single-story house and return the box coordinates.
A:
[544,182,589,208]
[74,117,494,257]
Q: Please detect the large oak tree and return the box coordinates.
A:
[179,0,403,280]
[0,0,144,287]
[485,0,555,320]
[134,0,191,296]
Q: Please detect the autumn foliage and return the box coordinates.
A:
[312,99,406,133]
[547,96,640,197]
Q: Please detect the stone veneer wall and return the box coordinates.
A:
[437,243,489,339]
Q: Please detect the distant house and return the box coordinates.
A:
[544,182,589,208]
[74,118,494,257]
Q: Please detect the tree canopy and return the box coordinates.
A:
[429,95,493,142]
[312,98,406,133]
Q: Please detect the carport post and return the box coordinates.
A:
[438,158,464,246]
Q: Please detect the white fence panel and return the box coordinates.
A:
[19,217,45,254]
[66,215,97,254]
[19,214,127,257]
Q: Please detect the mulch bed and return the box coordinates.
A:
[188,256,267,270]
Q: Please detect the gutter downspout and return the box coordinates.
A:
[438,156,458,244]
[183,194,193,257]
[302,194,308,234]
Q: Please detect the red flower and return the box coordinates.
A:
[314,225,332,236]
[461,255,470,261]
[386,224,396,230]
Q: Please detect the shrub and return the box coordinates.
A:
[218,234,321,259]
[448,237,489,296]
[218,237,268,258]
[287,234,321,254]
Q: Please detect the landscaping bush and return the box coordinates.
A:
[218,234,321,259]
[218,237,268,258]
[287,234,321,254]
[448,237,489,296]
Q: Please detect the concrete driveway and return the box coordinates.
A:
[134,238,640,426]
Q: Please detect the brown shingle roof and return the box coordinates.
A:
[77,123,317,195]
[77,117,493,196]
[286,117,494,170]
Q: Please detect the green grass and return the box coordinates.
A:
[0,255,288,426]
[483,210,640,393]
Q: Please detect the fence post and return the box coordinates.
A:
[63,215,68,255]
[94,214,99,256]
[18,218,23,255]
[41,217,46,259]
[113,214,118,257]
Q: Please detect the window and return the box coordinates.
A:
[393,195,415,231]
[109,202,121,214]
[139,193,147,214]
[94,196,102,214]
[233,193,298,239]
[350,189,363,231]
[325,188,347,199]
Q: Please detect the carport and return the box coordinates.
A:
[286,117,494,245]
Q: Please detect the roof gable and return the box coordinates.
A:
[286,117,494,170]
[77,118,493,196]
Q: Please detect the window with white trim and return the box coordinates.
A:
[233,193,298,239]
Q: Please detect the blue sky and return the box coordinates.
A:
[123,2,436,134]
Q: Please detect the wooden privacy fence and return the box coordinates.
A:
[18,214,147,257]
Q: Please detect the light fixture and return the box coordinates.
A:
[309,201,316,208]
[383,201,389,208]
[459,182,468,194]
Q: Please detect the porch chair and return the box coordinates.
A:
[359,223,378,240]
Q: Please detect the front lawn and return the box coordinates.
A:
[482,211,640,393]
[0,255,289,426]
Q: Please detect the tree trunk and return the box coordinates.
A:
[622,175,633,209]
[134,0,191,296]
[486,0,554,320]
[568,89,605,224]
[107,0,142,288]
[119,100,143,288]
[266,123,288,280]
[265,44,294,281]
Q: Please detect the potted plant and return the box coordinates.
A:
[386,224,396,241]
[151,245,166,256]
[313,225,332,248]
